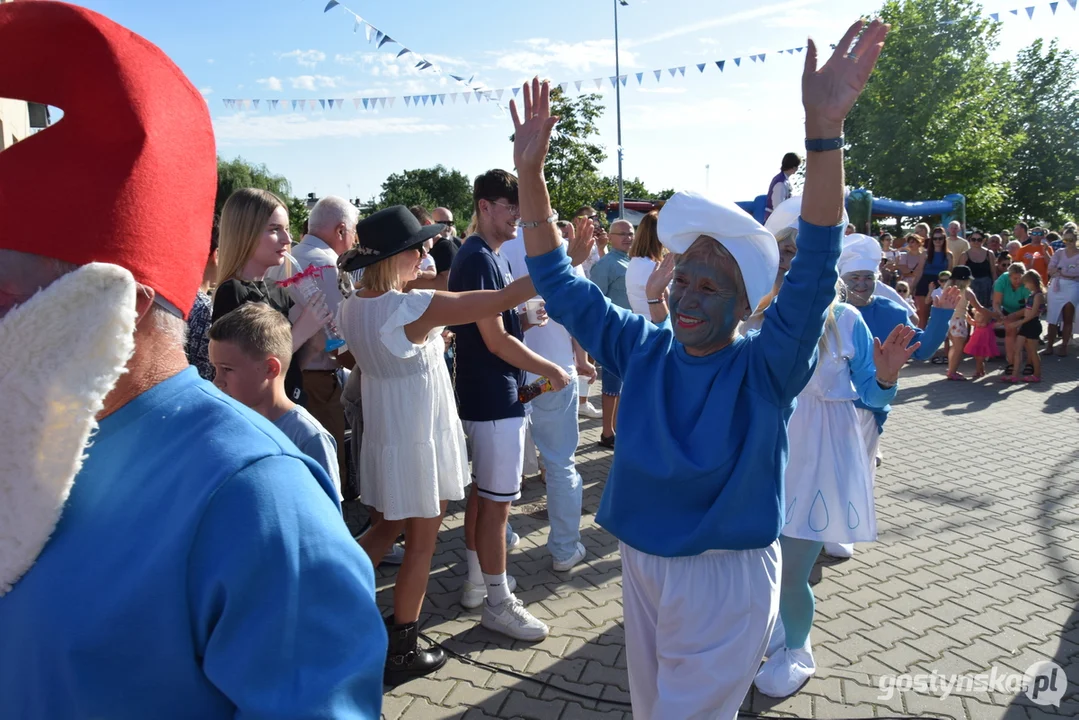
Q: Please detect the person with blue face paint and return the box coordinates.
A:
[509,17,891,718]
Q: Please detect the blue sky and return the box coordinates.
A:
[73,0,1078,206]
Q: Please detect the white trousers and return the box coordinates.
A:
[621,540,781,720]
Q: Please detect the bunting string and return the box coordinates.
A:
[222,0,1076,114]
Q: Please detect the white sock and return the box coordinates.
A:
[466,549,483,586]
[484,571,511,606]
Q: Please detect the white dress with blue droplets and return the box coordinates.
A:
[782,303,896,544]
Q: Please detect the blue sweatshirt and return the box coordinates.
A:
[526,219,844,556]
[853,296,953,433]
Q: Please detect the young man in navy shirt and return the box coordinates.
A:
[448,170,570,641]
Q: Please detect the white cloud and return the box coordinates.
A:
[290,75,340,91]
[213,113,451,145]
[626,0,820,47]
[278,49,327,68]
[256,77,284,92]
[206,58,215,65]
[490,38,638,75]
[199,87,214,96]
[623,97,743,132]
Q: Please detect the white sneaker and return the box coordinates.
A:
[380,543,405,566]
[552,542,586,572]
[481,595,549,641]
[461,575,517,609]
[506,530,520,549]
[578,402,602,419]
[765,615,787,658]
[754,641,816,698]
[823,542,854,558]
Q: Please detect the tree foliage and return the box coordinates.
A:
[215,157,293,217]
[1002,39,1079,227]
[844,0,1017,229]
[544,88,608,218]
[374,165,474,227]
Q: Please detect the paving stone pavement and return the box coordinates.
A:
[349,351,1079,720]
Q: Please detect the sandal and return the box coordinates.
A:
[931,356,946,365]
[1004,364,1014,376]
[998,375,1018,384]
[1022,375,1041,383]
[1023,364,1035,376]
[972,370,986,380]
[946,372,967,381]
[597,434,615,449]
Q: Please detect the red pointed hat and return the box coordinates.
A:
[0,1,216,318]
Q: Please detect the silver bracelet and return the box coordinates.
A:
[518,211,559,229]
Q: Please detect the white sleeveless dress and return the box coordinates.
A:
[337,289,469,520]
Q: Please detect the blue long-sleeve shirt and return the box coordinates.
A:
[853,296,953,433]
[526,218,844,556]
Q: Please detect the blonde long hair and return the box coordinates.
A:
[216,188,287,285]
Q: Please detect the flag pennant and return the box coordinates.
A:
[990,11,999,19]
[716,60,725,71]
[405,96,413,106]
[336,98,344,108]
[594,77,604,89]
[560,82,570,93]
[379,34,394,48]
[760,53,766,62]
[386,97,394,108]
[439,94,446,105]
[449,93,457,103]
[354,98,362,109]
[463,93,471,104]
[697,63,706,73]
[397,48,410,58]
[364,23,373,43]
[1050,1,1058,12]
[796,46,804,52]
[422,95,429,106]
[1009,8,1018,14]
[677,66,686,76]
[319,99,326,109]
[450,74,464,82]
[327,99,334,109]
[291,99,300,111]
[252,99,260,109]
[495,89,505,100]
[654,69,662,81]
[610,76,619,87]
[1025,5,1035,17]
[620,75,628,86]
[420,61,433,70]
[323,0,339,11]
[474,90,482,100]
[635,72,644,84]
[734,57,742,66]
[353,17,361,33]
[512,87,520,97]
[374,30,384,45]
[271,99,279,109]
[751,55,757,62]
[1068,0,1077,10]
[576,80,584,91]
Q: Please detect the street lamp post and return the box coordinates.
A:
[614,0,627,220]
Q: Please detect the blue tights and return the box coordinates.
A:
[779,536,823,650]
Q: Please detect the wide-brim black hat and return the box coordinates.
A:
[339,205,444,272]
[951,265,972,281]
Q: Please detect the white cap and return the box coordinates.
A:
[839,233,882,275]
[765,195,851,236]
[657,190,778,311]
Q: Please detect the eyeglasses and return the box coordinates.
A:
[971,237,984,242]
[610,231,633,237]
[1031,231,1045,237]
[486,199,519,216]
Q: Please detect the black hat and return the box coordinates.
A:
[951,265,972,281]
[339,205,444,272]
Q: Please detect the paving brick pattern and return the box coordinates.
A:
[350,352,1079,719]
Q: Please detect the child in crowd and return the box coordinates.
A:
[1001,270,1046,384]
[929,270,952,364]
[943,266,989,381]
[964,307,999,379]
[208,303,341,495]
[895,281,916,311]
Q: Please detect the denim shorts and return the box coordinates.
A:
[601,366,622,397]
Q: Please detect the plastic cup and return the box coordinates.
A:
[525,297,545,325]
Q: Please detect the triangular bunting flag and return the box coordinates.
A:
[354,98,362,109]
[560,82,570,93]
[474,90,483,100]
[575,80,584,91]
[449,93,457,103]
[677,66,686,76]
[363,23,373,43]
[291,100,299,111]
[404,96,412,106]
[1068,0,1077,10]
[439,94,446,105]
[716,60,725,72]
[1050,1,1058,13]
[654,69,662,81]
[319,99,326,109]
[308,99,318,110]
[1025,5,1035,17]
[398,48,410,58]
[450,74,463,82]
[635,72,644,84]
[1009,8,1018,14]
[327,99,334,109]
[415,61,425,68]
[271,99,279,109]
[336,98,344,109]
[379,35,395,48]
[374,30,384,45]
[464,93,471,104]
[387,97,395,108]
[467,75,475,84]
[512,87,520,97]
[796,46,804,52]
[620,75,628,86]
[495,89,505,100]
[610,76,619,88]
[760,53,766,63]
[420,62,433,70]
[252,99,260,109]
[990,12,1000,19]
[697,63,706,73]
[323,0,339,12]
[353,17,361,33]
[734,57,741,66]
[594,78,604,89]
[668,68,677,77]
[787,48,794,54]
[422,96,429,106]
[751,55,757,63]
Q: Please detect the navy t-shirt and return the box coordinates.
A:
[448,235,525,421]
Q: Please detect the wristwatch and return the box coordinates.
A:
[518,211,559,229]
[805,136,845,153]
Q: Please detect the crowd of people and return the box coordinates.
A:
[1,4,1073,720]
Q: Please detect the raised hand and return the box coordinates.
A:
[569,216,595,267]
[510,77,559,176]
[646,252,677,303]
[803,18,889,135]
[873,324,920,385]
[932,285,962,310]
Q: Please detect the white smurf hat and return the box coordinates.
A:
[764,195,850,235]
[657,191,779,312]
[839,233,883,275]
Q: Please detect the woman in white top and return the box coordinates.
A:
[1045,227,1079,356]
[336,206,536,684]
[624,210,664,316]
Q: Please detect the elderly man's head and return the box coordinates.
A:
[670,237,751,357]
[307,195,359,255]
[609,220,634,253]
[431,207,455,237]
[1006,239,1022,255]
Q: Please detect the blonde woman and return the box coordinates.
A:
[212,188,330,400]
[624,210,664,315]
[336,206,539,684]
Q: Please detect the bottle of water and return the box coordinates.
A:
[279,254,347,353]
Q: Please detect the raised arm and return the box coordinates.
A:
[403,275,535,343]
[756,18,890,401]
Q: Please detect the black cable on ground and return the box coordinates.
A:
[418,632,951,720]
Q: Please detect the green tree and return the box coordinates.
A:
[215,156,292,216]
[376,165,473,227]
[286,196,311,240]
[1001,39,1079,227]
[844,0,1017,229]
[545,88,607,218]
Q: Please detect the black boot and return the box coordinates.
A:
[384,621,446,686]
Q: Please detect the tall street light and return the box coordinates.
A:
[614,0,628,220]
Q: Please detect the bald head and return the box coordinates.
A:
[610,219,634,252]
[432,207,455,237]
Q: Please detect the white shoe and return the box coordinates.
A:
[380,543,405,566]
[506,530,520,549]
[461,575,517,609]
[552,542,586,572]
[754,642,816,698]
[481,595,549,641]
[578,402,602,419]
[823,542,854,558]
[765,615,787,658]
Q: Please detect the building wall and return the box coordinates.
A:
[0,0,30,151]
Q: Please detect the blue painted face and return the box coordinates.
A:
[841,271,876,306]
[669,248,750,356]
